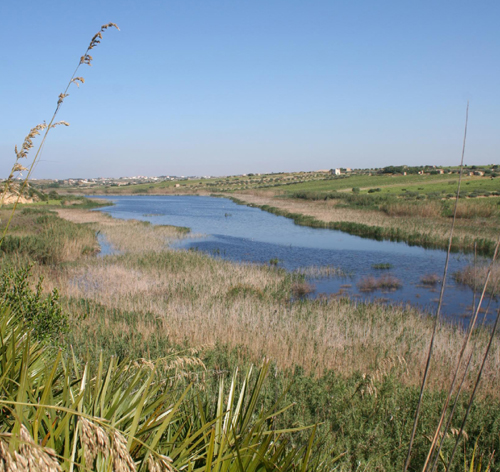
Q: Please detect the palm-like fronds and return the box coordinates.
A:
[0,307,322,471]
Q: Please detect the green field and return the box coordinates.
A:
[277,173,500,197]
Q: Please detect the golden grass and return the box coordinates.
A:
[56,208,191,253]
[453,261,500,295]
[382,201,443,218]
[453,200,499,219]
[42,209,500,397]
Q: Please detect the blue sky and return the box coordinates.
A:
[1,1,499,179]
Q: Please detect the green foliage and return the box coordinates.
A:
[0,307,321,471]
[48,189,61,200]
[0,265,67,340]
[196,350,500,471]
[0,209,97,264]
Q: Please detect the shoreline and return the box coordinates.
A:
[78,192,498,256]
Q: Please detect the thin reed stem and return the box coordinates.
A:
[403,101,469,472]
[445,306,500,471]
[423,237,500,472]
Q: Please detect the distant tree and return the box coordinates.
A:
[48,190,61,200]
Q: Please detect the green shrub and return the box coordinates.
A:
[0,265,67,340]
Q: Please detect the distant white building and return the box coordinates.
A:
[332,168,341,175]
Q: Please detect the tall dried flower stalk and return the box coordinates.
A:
[0,22,119,245]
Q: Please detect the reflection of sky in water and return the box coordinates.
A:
[93,195,498,325]
[96,232,120,257]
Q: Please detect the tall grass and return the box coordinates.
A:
[26,210,500,470]
[0,208,98,264]
[27,212,496,396]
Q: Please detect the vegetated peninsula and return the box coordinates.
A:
[1,162,499,470]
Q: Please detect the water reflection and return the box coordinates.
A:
[93,195,498,324]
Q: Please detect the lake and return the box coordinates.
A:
[93,195,498,324]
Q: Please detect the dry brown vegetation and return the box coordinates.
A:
[30,208,499,398]
[453,261,500,295]
[357,275,402,292]
[421,273,441,286]
[382,201,443,218]
[453,200,499,219]
[56,208,193,253]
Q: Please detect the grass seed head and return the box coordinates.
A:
[80,418,110,465]
[148,454,174,472]
[111,430,136,472]
[71,77,85,87]
[17,425,62,472]
[0,439,16,472]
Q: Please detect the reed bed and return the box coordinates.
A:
[421,273,441,286]
[35,212,499,398]
[382,201,443,218]
[453,262,500,295]
[56,208,192,253]
[231,193,500,255]
[358,274,403,292]
[1,208,98,264]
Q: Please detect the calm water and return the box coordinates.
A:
[93,195,498,324]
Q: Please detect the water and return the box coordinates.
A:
[96,232,121,257]
[92,195,498,324]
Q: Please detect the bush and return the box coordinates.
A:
[48,189,61,200]
[0,265,67,340]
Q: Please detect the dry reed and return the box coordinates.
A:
[38,210,500,397]
[453,262,500,295]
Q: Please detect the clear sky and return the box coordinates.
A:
[1,1,499,179]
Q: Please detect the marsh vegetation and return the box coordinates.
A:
[1,202,499,470]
